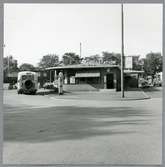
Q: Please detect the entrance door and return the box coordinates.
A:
[106,73,114,89]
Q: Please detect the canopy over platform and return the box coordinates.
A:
[124,70,144,74]
[46,64,119,70]
[75,72,100,78]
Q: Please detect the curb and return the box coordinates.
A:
[36,88,151,101]
[113,96,151,101]
[110,89,151,101]
[80,89,151,101]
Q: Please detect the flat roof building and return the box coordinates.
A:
[45,64,144,91]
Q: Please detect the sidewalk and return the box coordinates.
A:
[76,89,150,101]
[38,88,150,101]
[113,89,150,100]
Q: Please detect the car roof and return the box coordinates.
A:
[18,71,36,75]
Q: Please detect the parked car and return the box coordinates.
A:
[8,83,14,90]
[153,73,162,87]
[139,78,150,88]
[43,81,58,90]
[8,82,17,90]
[43,82,54,89]
[13,83,17,89]
[146,76,153,87]
[141,80,150,88]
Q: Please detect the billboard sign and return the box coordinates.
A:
[125,56,133,69]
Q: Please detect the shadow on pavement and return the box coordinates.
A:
[4,105,153,143]
[36,89,69,96]
[142,87,162,98]
[36,90,57,96]
[142,87,162,92]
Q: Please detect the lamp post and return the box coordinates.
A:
[121,3,125,98]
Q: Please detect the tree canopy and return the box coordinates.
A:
[19,63,36,71]
[3,56,18,72]
[102,52,121,65]
[62,52,82,65]
[143,52,162,76]
[38,54,59,68]
[83,54,101,64]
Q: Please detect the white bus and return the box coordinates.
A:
[17,71,38,94]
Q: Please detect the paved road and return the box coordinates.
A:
[3,88,162,165]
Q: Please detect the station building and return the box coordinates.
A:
[45,64,143,91]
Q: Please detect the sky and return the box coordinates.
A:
[4,3,163,66]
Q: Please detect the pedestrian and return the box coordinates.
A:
[58,72,63,95]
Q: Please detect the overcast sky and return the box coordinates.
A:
[4,3,162,66]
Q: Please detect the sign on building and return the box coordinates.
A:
[70,76,75,84]
[125,56,133,69]
[64,78,68,84]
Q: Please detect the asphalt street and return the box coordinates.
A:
[3,88,162,165]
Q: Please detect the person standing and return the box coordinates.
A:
[58,72,63,95]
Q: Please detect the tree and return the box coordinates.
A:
[102,52,121,65]
[3,56,19,83]
[84,54,101,64]
[62,52,81,65]
[38,54,59,68]
[3,55,18,72]
[143,52,162,77]
[19,63,36,71]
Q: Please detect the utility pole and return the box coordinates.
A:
[121,3,125,98]
[8,56,10,75]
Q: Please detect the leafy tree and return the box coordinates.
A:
[143,52,162,77]
[3,55,18,72]
[3,57,9,72]
[3,56,18,83]
[84,54,101,64]
[38,54,59,68]
[102,52,121,65]
[62,52,81,65]
[19,63,36,71]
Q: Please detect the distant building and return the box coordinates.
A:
[46,64,121,91]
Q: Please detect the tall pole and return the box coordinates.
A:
[50,70,51,83]
[8,56,9,73]
[121,3,125,98]
[80,42,82,58]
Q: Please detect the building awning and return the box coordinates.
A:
[124,70,144,74]
[75,72,100,78]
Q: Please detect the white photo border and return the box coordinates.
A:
[0,0,164,167]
